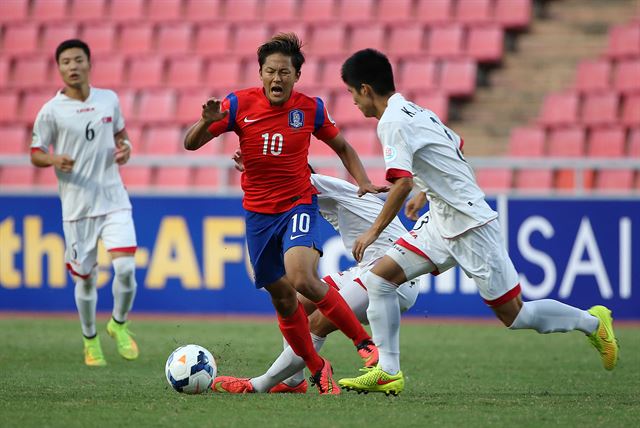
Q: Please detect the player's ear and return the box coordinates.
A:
[295,70,301,82]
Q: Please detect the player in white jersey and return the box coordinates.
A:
[212,162,419,394]
[337,49,619,395]
[30,40,139,367]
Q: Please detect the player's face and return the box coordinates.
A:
[58,48,90,89]
[260,53,300,106]
[347,85,376,118]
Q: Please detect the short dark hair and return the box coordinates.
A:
[55,39,91,64]
[341,49,395,95]
[257,33,305,73]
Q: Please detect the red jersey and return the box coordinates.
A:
[208,88,340,213]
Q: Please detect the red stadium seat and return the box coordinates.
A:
[120,166,152,189]
[193,167,221,190]
[118,23,154,55]
[587,127,626,158]
[231,24,270,56]
[203,58,244,91]
[349,25,385,52]
[319,58,346,90]
[137,90,176,123]
[507,127,546,157]
[294,58,320,92]
[175,90,211,125]
[308,139,337,156]
[308,24,347,57]
[398,59,438,92]
[547,127,586,157]
[455,0,493,25]
[80,23,116,54]
[117,90,137,121]
[440,60,476,97]
[91,55,125,88]
[2,23,39,55]
[0,166,35,187]
[20,91,56,123]
[12,57,51,89]
[333,92,364,125]
[70,0,107,21]
[415,0,452,25]
[34,165,58,188]
[299,0,335,23]
[31,0,67,22]
[342,127,379,156]
[123,125,143,148]
[127,56,164,89]
[428,25,464,58]
[0,125,28,154]
[607,23,640,59]
[261,0,297,23]
[224,0,261,22]
[0,92,20,124]
[0,59,7,89]
[595,170,634,191]
[157,24,194,55]
[0,0,29,23]
[377,0,413,23]
[539,92,579,127]
[466,26,504,63]
[338,0,375,24]
[110,0,145,22]
[388,24,426,57]
[515,169,553,191]
[185,0,222,22]
[220,133,240,155]
[41,23,80,54]
[613,59,640,94]
[143,126,183,155]
[155,166,192,188]
[628,128,640,157]
[621,94,640,127]
[194,24,232,56]
[581,93,618,127]
[166,56,203,89]
[475,168,512,192]
[495,0,531,29]
[575,59,611,93]
[147,0,183,22]
[411,92,449,123]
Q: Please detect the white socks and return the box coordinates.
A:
[111,257,137,323]
[509,300,599,334]
[74,274,97,338]
[364,271,401,375]
[251,333,326,393]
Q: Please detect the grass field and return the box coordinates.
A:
[0,315,638,428]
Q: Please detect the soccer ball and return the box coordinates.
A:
[165,344,216,394]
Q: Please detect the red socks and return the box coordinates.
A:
[277,303,324,373]
[316,285,370,345]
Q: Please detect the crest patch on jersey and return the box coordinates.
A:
[288,109,304,129]
[102,116,113,123]
[383,145,397,162]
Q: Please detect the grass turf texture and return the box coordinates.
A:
[0,317,638,428]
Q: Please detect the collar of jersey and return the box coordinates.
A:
[258,87,298,109]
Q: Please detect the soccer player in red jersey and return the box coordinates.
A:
[184,33,386,394]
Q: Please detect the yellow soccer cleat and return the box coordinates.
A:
[339,366,404,396]
[107,318,139,360]
[587,305,619,371]
[82,335,107,367]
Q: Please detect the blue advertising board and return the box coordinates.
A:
[1,195,638,319]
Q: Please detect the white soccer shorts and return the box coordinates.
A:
[387,211,520,306]
[63,209,137,278]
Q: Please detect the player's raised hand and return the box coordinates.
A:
[352,228,379,262]
[202,98,229,123]
[114,140,131,165]
[232,149,245,172]
[405,191,427,221]
[357,182,390,197]
[52,154,75,172]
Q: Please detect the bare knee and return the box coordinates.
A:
[492,294,523,327]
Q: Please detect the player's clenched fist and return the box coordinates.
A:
[52,154,75,173]
[201,98,229,123]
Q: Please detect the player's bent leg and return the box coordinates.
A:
[107,254,139,360]
[72,270,105,366]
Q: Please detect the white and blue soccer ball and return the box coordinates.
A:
[165,344,216,394]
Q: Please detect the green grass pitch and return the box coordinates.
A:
[0,316,638,428]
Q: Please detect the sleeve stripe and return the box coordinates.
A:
[313,97,325,133]
[385,168,413,183]
[226,93,238,132]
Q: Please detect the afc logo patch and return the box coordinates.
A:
[288,109,304,128]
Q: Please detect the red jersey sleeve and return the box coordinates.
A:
[206,94,237,137]
[311,97,340,142]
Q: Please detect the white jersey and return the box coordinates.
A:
[311,173,407,265]
[31,87,131,221]
[378,93,497,238]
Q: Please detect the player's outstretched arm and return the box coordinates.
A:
[184,98,227,151]
[30,149,74,172]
